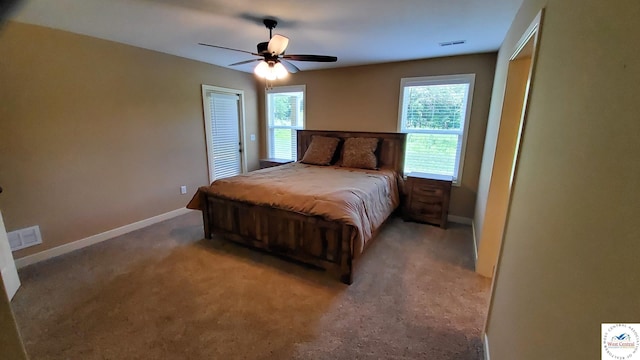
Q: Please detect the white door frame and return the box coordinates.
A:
[201,85,247,182]
[483,8,545,339]
[0,211,20,300]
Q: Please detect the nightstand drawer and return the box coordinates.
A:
[412,184,445,198]
[409,199,443,216]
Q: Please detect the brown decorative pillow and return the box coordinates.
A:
[340,137,379,169]
[301,136,341,166]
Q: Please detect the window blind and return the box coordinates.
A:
[209,92,242,180]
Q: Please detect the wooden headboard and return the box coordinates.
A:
[297,130,407,174]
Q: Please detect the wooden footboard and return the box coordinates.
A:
[201,191,356,284]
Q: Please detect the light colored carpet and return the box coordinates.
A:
[12,211,490,359]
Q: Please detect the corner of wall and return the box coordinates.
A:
[472,219,479,265]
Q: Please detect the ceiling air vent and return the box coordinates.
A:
[439,40,467,47]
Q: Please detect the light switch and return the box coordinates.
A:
[250,134,256,141]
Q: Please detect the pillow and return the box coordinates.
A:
[340,137,379,170]
[301,136,341,166]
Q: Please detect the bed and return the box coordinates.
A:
[187,130,406,284]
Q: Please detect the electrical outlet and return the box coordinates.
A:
[180,185,187,194]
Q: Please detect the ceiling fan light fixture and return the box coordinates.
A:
[254,61,288,80]
[254,60,270,77]
[268,35,289,56]
[265,70,277,81]
[273,62,288,79]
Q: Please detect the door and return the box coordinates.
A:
[202,85,246,181]
[0,210,20,300]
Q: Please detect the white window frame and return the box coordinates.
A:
[265,85,306,161]
[397,74,475,186]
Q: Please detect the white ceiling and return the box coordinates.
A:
[10,0,523,73]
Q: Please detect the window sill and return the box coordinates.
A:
[404,172,460,187]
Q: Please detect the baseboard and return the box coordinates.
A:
[15,208,193,268]
[472,220,479,264]
[484,333,491,360]
[447,215,472,225]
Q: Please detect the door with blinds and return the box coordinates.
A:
[202,85,246,181]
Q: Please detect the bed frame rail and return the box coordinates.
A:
[202,192,355,284]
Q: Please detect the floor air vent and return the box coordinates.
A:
[8,225,42,251]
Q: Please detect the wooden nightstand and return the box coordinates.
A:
[403,173,453,228]
[259,158,294,169]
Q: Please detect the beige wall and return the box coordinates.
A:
[261,54,497,218]
[485,0,640,359]
[0,22,259,257]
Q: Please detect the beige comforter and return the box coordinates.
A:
[187,162,400,255]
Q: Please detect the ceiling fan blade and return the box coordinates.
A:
[229,59,262,66]
[267,35,289,55]
[198,43,259,56]
[282,54,337,62]
[280,60,300,73]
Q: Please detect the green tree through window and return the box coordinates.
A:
[404,84,466,130]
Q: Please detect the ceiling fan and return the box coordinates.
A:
[199,19,337,80]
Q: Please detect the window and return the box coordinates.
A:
[398,74,475,185]
[266,85,305,161]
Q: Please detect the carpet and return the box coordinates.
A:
[12,211,490,359]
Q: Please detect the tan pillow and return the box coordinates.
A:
[341,137,379,169]
[301,136,340,165]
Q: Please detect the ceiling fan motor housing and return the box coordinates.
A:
[257,42,280,62]
[257,42,269,54]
